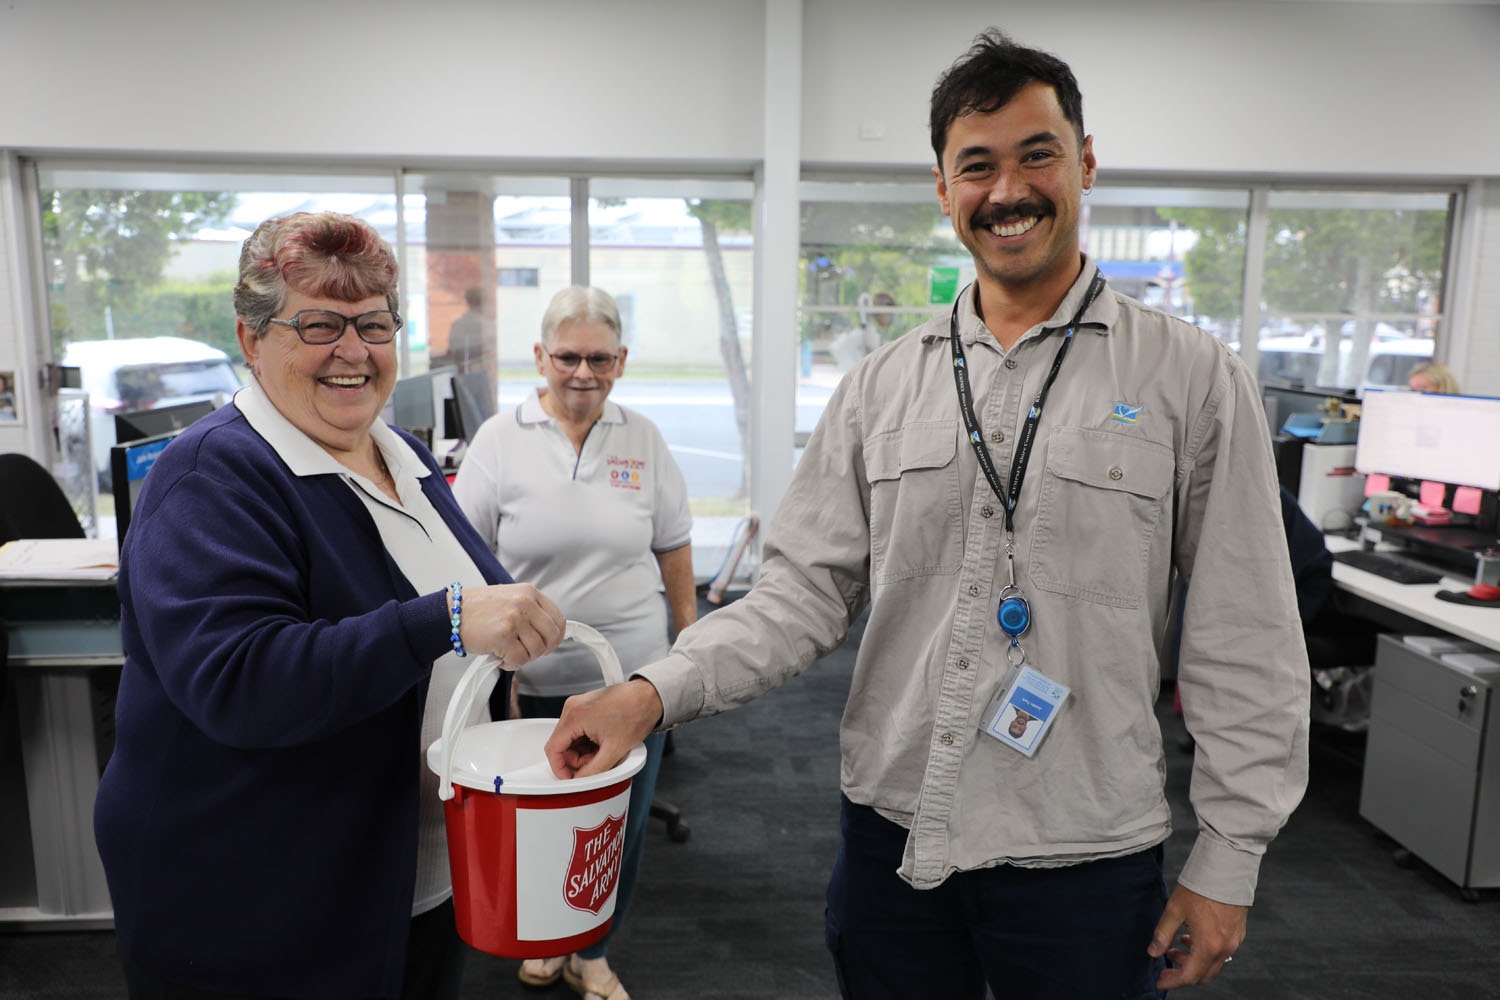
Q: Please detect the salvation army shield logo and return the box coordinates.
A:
[563,812,627,915]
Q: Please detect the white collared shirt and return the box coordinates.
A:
[234,382,493,915]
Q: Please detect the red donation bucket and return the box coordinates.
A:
[427,621,648,958]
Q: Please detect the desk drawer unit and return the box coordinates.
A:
[1359,635,1500,895]
[1,579,120,928]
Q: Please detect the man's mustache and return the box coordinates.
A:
[971,201,1052,229]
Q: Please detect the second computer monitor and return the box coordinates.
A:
[113,400,215,445]
[1355,389,1500,490]
[390,367,458,436]
[449,372,496,442]
[109,429,179,551]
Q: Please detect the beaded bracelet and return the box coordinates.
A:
[448,581,467,658]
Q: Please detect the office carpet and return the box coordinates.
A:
[4,603,1500,999]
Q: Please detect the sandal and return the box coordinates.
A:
[562,954,631,1000]
[518,955,568,988]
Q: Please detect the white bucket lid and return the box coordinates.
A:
[429,621,647,799]
[427,717,646,795]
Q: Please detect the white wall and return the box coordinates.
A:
[0,0,766,167]
[4,0,1497,176]
[802,0,1500,177]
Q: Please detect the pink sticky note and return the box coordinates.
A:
[1454,486,1484,516]
[1363,474,1391,497]
[1419,480,1447,508]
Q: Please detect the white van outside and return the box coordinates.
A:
[1253,332,1432,394]
[61,336,242,486]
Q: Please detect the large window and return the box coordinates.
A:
[587,178,755,529]
[1089,185,1249,340]
[34,165,757,578]
[794,178,1457,436]
[1251,189,1451,393]
[37,168,400,506]
[797,177,959,441]
[29,162,1462,563]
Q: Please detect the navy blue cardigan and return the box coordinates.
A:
[94,403,511,998]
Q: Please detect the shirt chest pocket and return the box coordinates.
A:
[1029,427,1175,608]
[864,420,963,584]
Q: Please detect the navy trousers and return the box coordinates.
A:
[824,795,1169,1000]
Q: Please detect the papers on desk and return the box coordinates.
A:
[1440,652,1500,677]
[0,538,118,581]
[1402,635,1486,657]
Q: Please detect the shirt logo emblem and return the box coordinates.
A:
[1109,402,1144,424]
[607,455,645,491]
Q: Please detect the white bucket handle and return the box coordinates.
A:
[437,620,623,801]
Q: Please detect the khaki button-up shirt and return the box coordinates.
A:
[640,260,1310,904]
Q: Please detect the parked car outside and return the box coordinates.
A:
[1253,333,1433,394]
[1362,338,1435,392]
[61,336,242,489]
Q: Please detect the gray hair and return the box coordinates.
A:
[540,286,622,346]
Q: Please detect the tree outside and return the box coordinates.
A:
[41,189,238,354]
[1159,198,1448,389]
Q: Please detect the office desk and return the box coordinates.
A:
[1327,534,1500,649]
[1,575,121,930]
[1327,535,1500,898]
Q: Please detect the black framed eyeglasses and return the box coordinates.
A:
[267,309,402,345]
[547,351,619,374]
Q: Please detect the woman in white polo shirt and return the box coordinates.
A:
[453,285,694,1000]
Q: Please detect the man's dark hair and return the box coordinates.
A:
[929,28,1086,167]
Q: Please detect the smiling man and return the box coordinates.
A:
[547,28,1310,999]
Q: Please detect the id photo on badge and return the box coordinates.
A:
[1000,703,1043,750]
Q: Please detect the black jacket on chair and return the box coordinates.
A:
[0,453,85,543]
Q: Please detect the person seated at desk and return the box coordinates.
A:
[93,211,567,1000]
[1179,488,1370,729]
[1282,487,1334,621]
[1281,488,1383,725]
[1409,362,1459,395]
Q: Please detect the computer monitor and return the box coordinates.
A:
[1261,381,1355,438]
[109,429,179,551]
[1355,389,1500,491]
[390,366,458,436]
[113,400,215,445]
[449,372,496,442]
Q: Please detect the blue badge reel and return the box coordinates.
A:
[997,590,1031,637]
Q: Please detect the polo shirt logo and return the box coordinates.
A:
[607,455,646,491]
[1109,402,1143,424]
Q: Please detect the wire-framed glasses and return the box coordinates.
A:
[547,351,619,374]
[267,309,402,345]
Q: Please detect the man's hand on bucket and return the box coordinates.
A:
[545,678,664,778]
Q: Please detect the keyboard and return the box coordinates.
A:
[1332,548,1446,585]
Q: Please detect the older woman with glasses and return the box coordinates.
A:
[93,211,566,1000]
[454,285,695,1000]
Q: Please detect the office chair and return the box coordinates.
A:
[0,453,86,734]
[650,735,691,842]
[0,453,86,544]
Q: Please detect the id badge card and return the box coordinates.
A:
[980,664,1070,757]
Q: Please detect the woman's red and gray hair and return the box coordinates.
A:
[234,212,399,336]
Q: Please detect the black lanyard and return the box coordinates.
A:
[949,270,1106,534]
